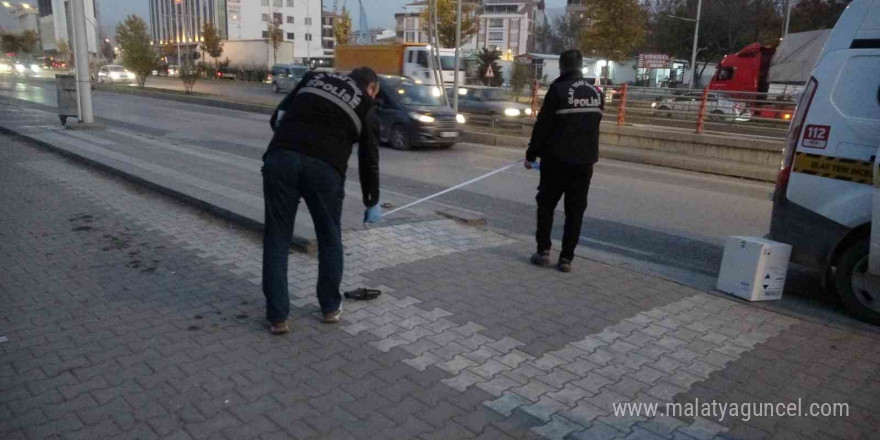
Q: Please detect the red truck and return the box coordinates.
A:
[708,30,831,120]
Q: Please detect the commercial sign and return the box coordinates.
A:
[638,53,673,69]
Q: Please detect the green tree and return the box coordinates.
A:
[1,34,21,55]
[790,0,850,33]
[581,0,648,81]
[420,0,479,48]
[100,38,115,61]
[266,21,283,64]
[333,1,352,46]
[475,48,503,87]
[178,63,199,94]
[1,30,39,56]
[552,13,588,53]
[116,15,158,87]
[200,22,224,66]
[509,62,530,100]
[19,30,39,55]
[56,39,71,65]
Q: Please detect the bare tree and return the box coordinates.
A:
[266,21,283,64]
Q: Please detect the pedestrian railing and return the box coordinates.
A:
[459,85,796,139]
[603,85,796,135]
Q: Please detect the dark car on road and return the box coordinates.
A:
[447,85,532,118]
[375,75,464,150]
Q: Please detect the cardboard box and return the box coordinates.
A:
[717,236,792,301]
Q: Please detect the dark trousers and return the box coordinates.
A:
[535,159,594,261]
[262,149,344,322]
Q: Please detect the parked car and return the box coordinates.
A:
[651,91,752,122]
[97,65,135,84]
[215,70,236,81]
[270,64,309,93]
[376,75,465,150]
[447,85,532,118]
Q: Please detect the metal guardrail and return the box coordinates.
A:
[605,85,796,131]
[462,85,795,138]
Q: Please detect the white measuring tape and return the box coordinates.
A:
[382,160,527,218]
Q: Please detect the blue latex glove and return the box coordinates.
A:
[531,161,540,171]
[364,204,382,223]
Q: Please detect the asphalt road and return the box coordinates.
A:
[13,71,791,138]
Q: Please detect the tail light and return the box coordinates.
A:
[776,77,818,192]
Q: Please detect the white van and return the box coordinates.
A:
[768,0,880,323]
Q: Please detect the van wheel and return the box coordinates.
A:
[272,83,280,93]
[657,105,671,118]
[389,125,411,150]
[709,110,725,122]
[834,238,880,324]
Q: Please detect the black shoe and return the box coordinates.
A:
[557,258,572,273]
[531,251,551,267]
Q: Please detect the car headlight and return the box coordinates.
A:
[410,112,435,123]
[0,63,10,72]
[651,102,657,108]
[30,64,41,72]
[524,108,532,116]
[456,114,466,124]
[15,64,26,73]
[504,108,521,117]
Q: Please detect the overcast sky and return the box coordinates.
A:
[1,0,567,37]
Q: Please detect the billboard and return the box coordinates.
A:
[638,53,673,69]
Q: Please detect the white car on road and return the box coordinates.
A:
[653,91,752,122]
[97,65,135,84]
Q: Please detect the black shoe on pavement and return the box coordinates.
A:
[531,251,551,267]
[557,258,572,273]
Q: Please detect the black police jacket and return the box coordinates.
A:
[267,71,380,207]
[525,71,603,165]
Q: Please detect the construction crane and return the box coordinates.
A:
[357,0,369,44]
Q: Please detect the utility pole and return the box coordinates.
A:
[452,0,462,112]
[176,0,182,67]
[666,0,702,88]
[688,0,702,88]
[783,0,793,37]
[71,0,94,123]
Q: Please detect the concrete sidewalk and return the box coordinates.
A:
[3,124,880,440]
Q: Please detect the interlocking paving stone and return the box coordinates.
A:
[4,131,879,440]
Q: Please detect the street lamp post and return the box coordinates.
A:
[452,0,462,112]
[783,0,794,37]
[71,0,94,123]
[689,0,702,87]
[665,0,702,88]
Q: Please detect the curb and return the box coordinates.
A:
[0,125,318,254]
[95,85,276,115]
[460,131,778,183]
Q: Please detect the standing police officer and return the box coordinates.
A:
[262,67,381,334]
[524,50,603,273]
